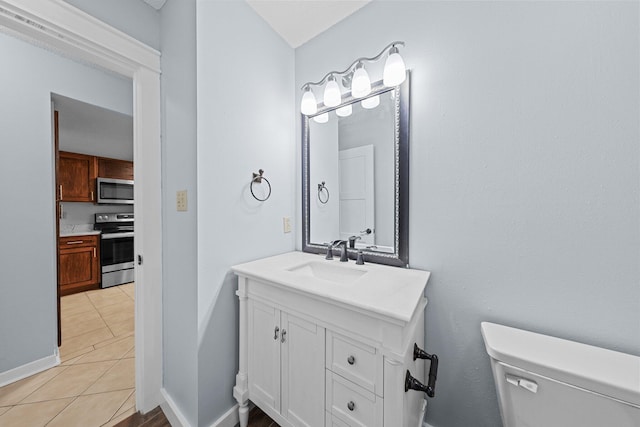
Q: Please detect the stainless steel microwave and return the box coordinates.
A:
[97,177,134,204]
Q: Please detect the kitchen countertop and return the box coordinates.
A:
[232,251,430,323]
[59,224,100,237]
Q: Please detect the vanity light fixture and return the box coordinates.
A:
[300,85,318,115]
[323,75,342,107]
[361,95,380,109]
[336,104,352,117]
[300,41,406,115]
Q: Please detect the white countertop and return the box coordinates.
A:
[59,223,100,237]
[60,230,101,237]
[232,251,430,322]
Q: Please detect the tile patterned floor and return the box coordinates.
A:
[0,283,135,427]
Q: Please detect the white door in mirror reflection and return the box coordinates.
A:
[339,145,375,245]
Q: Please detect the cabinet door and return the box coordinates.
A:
[248,300,281,413]
[58,151,97,202]
[281,312,325,427]
[98,157,133,180]
[59,245,99,295]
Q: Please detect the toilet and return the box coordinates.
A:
[481,322,640,427]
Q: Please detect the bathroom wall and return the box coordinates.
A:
[295,2,639,426]
[0,31,133,374]
[196,1,296,424]
[62,0,160,50]
[159,0,199,424]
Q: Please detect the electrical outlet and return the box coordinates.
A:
[176,190,188,212]
[283,217,292,233]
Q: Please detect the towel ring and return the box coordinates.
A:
[318,181,329,204]
[251,169,271,202]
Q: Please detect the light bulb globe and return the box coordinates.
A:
[361,95,380,109]
[336,104,352,117]
[313,112,329,124]
[301,87,318,115]
[323,76,341,107]
[383,48,406,87]
[351,63,371,98]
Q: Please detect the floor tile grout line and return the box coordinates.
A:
[12,364,71,406]
[43,395,79,427]
[106,388,136,423]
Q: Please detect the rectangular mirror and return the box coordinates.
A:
[302,72,410,267]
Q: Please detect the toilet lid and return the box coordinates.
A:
[481,322,640,407]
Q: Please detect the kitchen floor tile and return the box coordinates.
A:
[120,282,135,300]
[106,317,134,337]
[0,366,67,406]
[73,335,134,364]
[83,358,135,394]
[124,346,135,358]
[114,389,135,417]
[102,406,136,427]
[22,361,115,403]
[48,389,131,427]
[0,398,73,427]
[62,310,108,339]
[86,287,131,310]
[59,326,114,358]
[94,331,134,349]
[60,345,95,363]
[0,406,11,416]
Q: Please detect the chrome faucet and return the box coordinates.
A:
[326,240,349,262]
[348,235,361,248]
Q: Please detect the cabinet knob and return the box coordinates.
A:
[274,326,279,340]
[347,355,355,365]
[347,401,355,411]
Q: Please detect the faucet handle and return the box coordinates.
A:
[356,250,365,265]
[325,242,334,260]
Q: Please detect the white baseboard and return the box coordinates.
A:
[208,404,239,427]
[0,352,60,388]
[160,388,192,427]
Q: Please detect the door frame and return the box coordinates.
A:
[0,0,163,413]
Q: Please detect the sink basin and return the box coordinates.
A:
[287,261,366,284]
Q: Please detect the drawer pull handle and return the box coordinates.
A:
[347,355,355,365]
[281,329,287,343]
[66,241,83,245]
[274,326,279,340]
[347,401,355,411]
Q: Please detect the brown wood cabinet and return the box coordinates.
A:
[98,157,133,181]
[58,235,100,296]
[58,151,97,202]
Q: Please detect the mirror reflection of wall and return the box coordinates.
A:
[309,89,395,251]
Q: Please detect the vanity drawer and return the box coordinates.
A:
[325,411,349,427]
[326,371,383,427]
[326,331,381,395]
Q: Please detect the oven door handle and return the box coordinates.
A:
[101,232,135,239]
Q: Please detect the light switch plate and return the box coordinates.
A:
[176,190,188,212]
[283,217,291,233]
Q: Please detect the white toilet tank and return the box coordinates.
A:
[481,322,640,427]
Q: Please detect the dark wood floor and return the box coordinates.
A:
[114,405,278,427]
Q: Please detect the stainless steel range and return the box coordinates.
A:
[94,213,134,288]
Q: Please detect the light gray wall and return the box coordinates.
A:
[62,0,160,51]
[196,1,295,424]
[295,2,639,426]
[159,0,199,425]
[0,32,133,373]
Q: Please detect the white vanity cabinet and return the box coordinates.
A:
[233,252,430,427]
[248,299,325,426]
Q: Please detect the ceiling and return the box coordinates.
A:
[247,0,371,48]
[142,0,167,10]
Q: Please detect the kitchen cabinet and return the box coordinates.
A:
[58,235,100,296]
[248,300,325,426]
[97,157,133,181]
[232,252,431,427]
[58,151,97,202]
